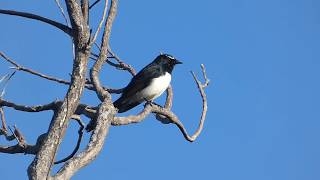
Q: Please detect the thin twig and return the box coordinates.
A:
[0,51,123,94]
[0,52,70,85]
[54,0,75,60]
[54,0,70,26]
[91,44,136,76]
[90,0,118,101]
[13,125,27,146]
[0,9,73,36]
[107,48,136,76]
[90,52,136,76]
[0,98,96,120]
[112,64,210,142]
[54,117,85,164]
[0,107,15,141]
[90,0,109,45]
[0,107,8,133]
[89,0,102,9]
[0,71,16,98]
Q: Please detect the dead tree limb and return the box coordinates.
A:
[52,2,118,179]
[112,64,209,142]
[54,101,116,180]
[90,0,118,101]
[81,0,89,25]
[107,48,137,76]
[27,0,92,178]
[89,0,102,9]
[155,85,174,124]
[54,0,70,26]
[1,1,209,179]
[0,9,73,36]
[0,107,14,141]
[0,52,70,85]
[0,51,123,94]
[90,0,108,45]
[54,117,85,164]
[0,108,45,155]
[0,99,57,112]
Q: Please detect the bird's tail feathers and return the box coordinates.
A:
[114,97,141,113]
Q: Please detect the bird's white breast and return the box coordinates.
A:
[140,72,171,101]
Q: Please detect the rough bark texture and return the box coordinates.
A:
[27,1,91,179]
[0,1,209,179]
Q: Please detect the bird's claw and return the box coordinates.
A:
[144,99,162,108]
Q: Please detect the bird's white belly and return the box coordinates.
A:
[140,72,171,101]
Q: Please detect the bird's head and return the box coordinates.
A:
[155,53,182,73]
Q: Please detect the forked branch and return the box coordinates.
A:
[0,108,45,155]
[54,101,116,180]
[0,51,123,94]
[112,64,209,142]
[107,48,137,76]
[89,0,102,9]
[90,0,109,45]
[90,0,118,101]
[0,52,70,85]
[54,116,85,164]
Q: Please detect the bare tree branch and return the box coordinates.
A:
[54,0,70,26]
[0,9,73,36]
[0,144,37,154]
[0,108,8,134]
[90,0,118,101]
[54,117,85,164]
[64,0,86,34]
[1,1,209,179]
[90,0,109,45]
[112,64,209,142]
[0,51,123,94]
[0,133,47,155]
[0,108,41,155]
[28,1,91,177]
[0,51,70,85]
[0,109,30,151]
[11,125,27,146]
[92,43,137,76]
[107,49,137,76]
[0,108,15,141]
[155,85,173,124]
[112,105,152,126]
[91,51,136,76]
[0,98,96,123]
[0,99,57,112]
[81,0,89,25]
[89,0,102,9]
[53,0,76,60]
[54,101,116,180]
[50,2,119,178]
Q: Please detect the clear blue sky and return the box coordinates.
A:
[1,0,320,179]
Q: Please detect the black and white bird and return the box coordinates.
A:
[114,53,182,113]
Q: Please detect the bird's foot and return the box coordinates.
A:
[144,99,163,108]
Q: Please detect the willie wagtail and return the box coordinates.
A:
[114,53,182,113]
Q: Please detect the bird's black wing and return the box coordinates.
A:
[114,63,162,113]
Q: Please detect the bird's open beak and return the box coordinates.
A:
[174,59,183,65]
